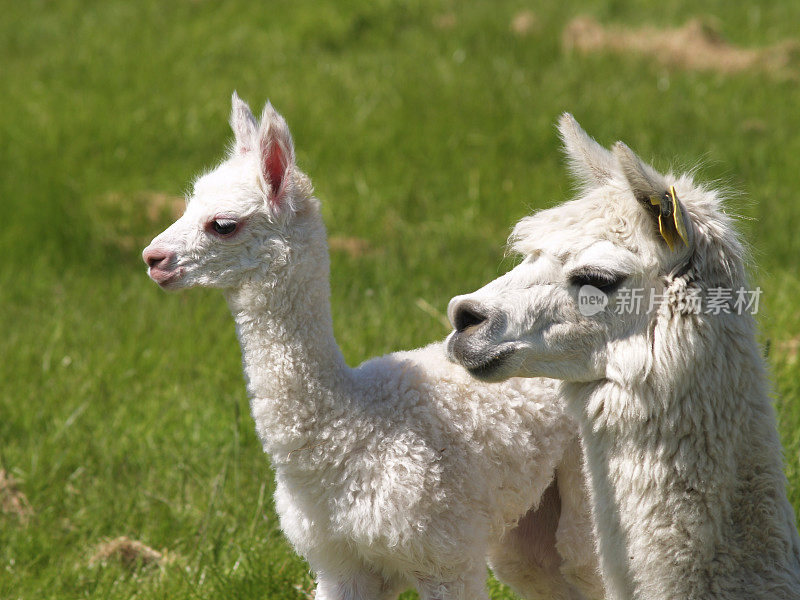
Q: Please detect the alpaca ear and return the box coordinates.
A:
[230,91,258,154]
[257,102,295,206]
[558,113,615,185]
[613,141,694,252]
[612,141,667,204]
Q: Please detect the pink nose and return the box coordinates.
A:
[142,246,180,286]
[142,246,175,270]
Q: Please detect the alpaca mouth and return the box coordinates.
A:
[149,267,185,289]
[465,348,517,382]
[447,329,519,382]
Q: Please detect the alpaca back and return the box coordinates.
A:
[348,343,576,547]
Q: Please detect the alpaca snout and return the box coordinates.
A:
[447,296,485,366]
[449,298,491,334]
[446,297,512,376]
[142,245,180,286]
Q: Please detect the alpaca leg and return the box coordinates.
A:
[416,565,489,600]
[377,574,410,600]
[417,556,489,600]
[315,568,401,600]
[489,479,580,600]
[555,437,604,600]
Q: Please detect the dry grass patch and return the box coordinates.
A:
[328,235,371,258]
[741,118,768,134]
[510,10,536,37]
[778,338,800,366]
[0,470,34,524]
[89,536,171,570]
[98,190,185,224]
[563,16,800,76]
[433,12,456,30]
[94,190,185,253]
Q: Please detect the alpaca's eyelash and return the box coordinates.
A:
[207,218,239,236]
[569,270,626,294]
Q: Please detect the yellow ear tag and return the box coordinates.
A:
[649,186,688,252]
[668,186,690,248]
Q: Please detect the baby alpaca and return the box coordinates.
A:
[142,95,602,600]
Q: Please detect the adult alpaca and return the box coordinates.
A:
[142,95,603,600]
[447,114,800,599]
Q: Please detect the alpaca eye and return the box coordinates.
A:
[211,220,237,236]
[570,270,625,294]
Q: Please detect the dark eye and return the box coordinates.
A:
[210,220,237,236]
[569,270,626,294]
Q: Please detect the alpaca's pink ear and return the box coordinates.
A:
[230,91,258,154]
[257,102,295,206]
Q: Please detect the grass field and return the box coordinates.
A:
[3,1,800,598]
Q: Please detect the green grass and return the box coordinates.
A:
[3,1,800,598]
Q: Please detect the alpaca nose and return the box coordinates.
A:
[450,299,490,334]
[447,297,506,371]
[142,246,175,270]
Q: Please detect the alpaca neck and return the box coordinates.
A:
[224,223,352,457]
[229,272,347,396]
[568,312,796,598]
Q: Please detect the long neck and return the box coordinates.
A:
[568,311,797,599]
[224,216,351,456]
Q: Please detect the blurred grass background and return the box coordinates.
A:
[2,1,800,598]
